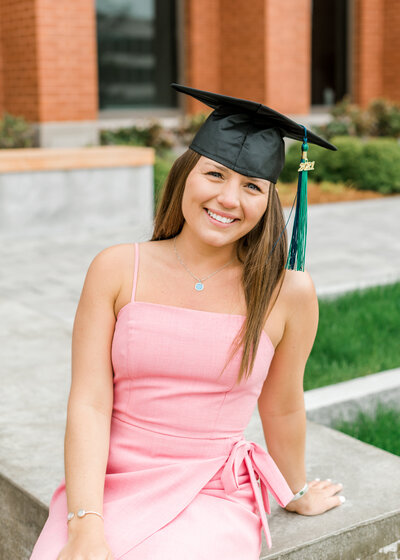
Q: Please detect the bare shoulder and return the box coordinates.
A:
[89,243,134,276]
[90,241,172,317]
[275,268,319,338]
[84,243,136,301]
[279,268,318,310]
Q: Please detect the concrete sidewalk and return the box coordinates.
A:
[301,196,400,297]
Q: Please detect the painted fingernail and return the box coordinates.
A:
[327,478,332,482]
[339,496,346,503]
[314,478,320,481]
[338,482,343,487]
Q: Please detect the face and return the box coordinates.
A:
[181,156,271,247]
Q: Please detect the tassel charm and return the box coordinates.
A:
[285,127,314,272]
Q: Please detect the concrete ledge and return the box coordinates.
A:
[2,417,399,559]
[0,146,154,172]
[0,146,155,235]
[263,511,400,560]
[242,414,400,559]
[0,473,47,560]
[305,369,400,426]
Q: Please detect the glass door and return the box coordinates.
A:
[96,0,177,109]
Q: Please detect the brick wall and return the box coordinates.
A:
[219,0,267,102]
[0,0,398,123]
[0,0,40,120]
[184,0,311,114]
[353,0,385,107]
[0,0,98,123]
[353,0,399,107]
[264,0,311,114]
[35,0,98,122]
[0,15,4,114]
[183,0,220,114]
[383,0,400,103]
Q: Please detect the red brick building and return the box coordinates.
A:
[0,0,398,146]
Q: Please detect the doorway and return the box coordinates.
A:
[96,0,178,109]
[311,0,349,106]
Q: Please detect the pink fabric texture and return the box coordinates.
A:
[30,242,294,560]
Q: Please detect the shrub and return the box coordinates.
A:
[316,96,400,140]
[100,122,175,155]
[154,154,174,209]
[174,113,209,145]
[279,141,348,184]
[356,139,400,193]
[313,136,363,184]
[367,99,400,138]
[0,112,35,148]
[279,142,300,183]
[280,135,400,194]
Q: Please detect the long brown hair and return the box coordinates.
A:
[152,148,288,385]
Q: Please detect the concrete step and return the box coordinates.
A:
[305,368,400,426]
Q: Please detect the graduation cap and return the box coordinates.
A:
[171,82,337,271]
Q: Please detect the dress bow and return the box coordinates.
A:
[221,439,294,549]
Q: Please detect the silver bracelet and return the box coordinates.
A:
[290,482,309,501]
[67,509,104,523]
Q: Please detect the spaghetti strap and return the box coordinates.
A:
[130,242,140,303]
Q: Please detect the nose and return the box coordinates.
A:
[216,177,240,209]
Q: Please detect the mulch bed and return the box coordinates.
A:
[276,181,394,206]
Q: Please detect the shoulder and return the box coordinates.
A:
[88,243,134,275]
[280,268,317,303]
[86,240,170,291]
[83,243,136,300]
[279,268,319,328]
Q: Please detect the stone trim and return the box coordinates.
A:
[0,146,154,173]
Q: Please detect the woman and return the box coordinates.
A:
[30,85,345,560]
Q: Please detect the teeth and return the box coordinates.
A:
[207,209,235,223]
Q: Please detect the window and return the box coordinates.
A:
[96,0,177,109]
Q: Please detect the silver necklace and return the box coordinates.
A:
[173,236,236,291]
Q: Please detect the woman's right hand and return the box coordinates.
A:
[284,478,345,516]
[57,524,114,560]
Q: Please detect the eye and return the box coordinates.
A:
[246,182,262,192]
[206,171,223,178]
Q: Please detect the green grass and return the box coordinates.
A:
[154,152,174,210]
[304,282,400,390]
[333,403,400,456]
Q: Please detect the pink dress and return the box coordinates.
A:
[30,242,293,560]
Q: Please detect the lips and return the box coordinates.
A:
[205,207,239,220]
[204,207,239,227]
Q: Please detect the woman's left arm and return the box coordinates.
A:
[258,269,344,515]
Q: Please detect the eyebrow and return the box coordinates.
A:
[204,161,269,186]
[204,161,230,173]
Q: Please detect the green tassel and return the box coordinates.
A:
[285,129,314,272]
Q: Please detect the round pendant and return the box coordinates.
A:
[195,282,204,291]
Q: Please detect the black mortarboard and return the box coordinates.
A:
[171,83,338,272]
[171,83,336,183]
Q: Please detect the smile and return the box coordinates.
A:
[205,208,237,224]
